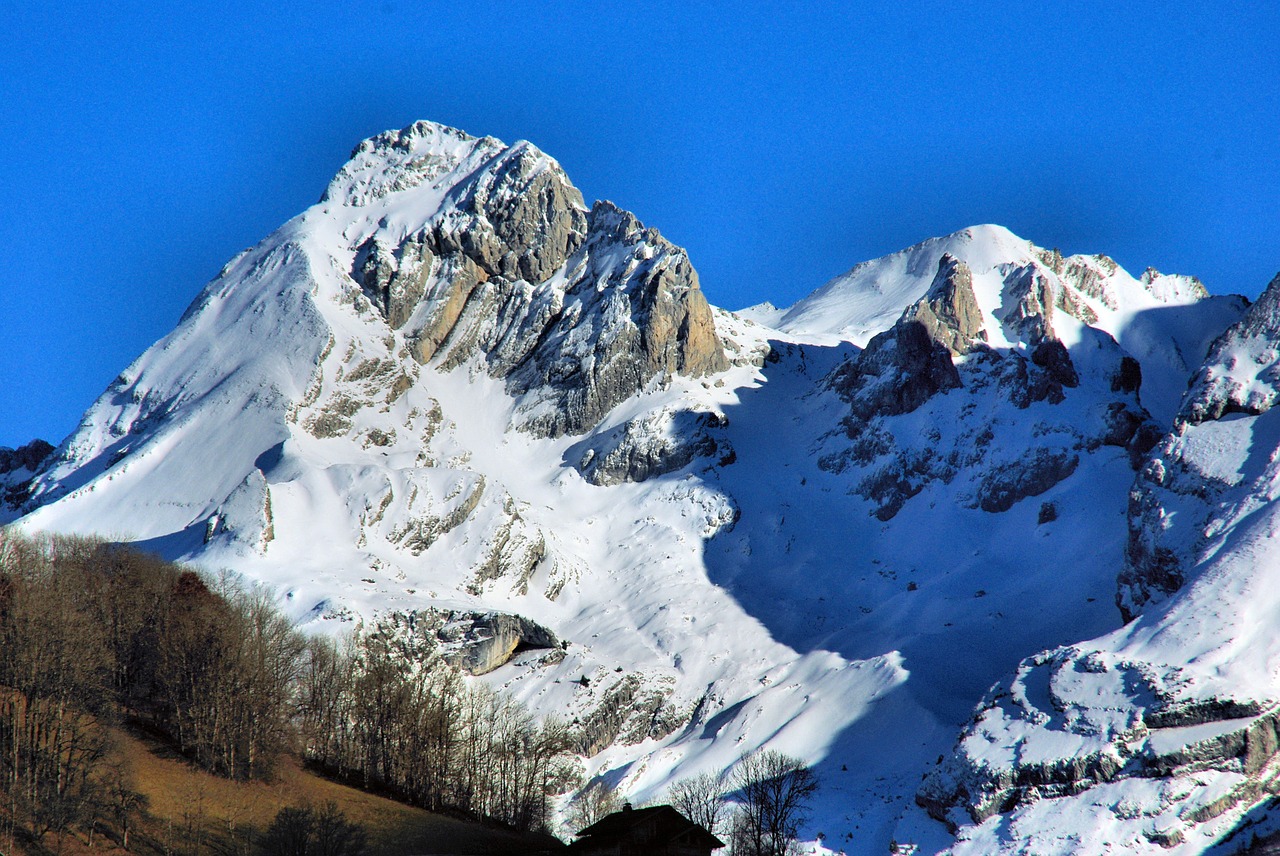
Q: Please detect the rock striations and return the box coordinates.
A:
[8,120,1280,855]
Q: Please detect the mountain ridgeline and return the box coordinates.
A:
[7,119,1280,854]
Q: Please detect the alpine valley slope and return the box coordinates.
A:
[3,120,1267,853]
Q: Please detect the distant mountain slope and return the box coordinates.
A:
[6,120,1265,854]
[918,274,1280,855]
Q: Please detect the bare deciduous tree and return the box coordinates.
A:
[668,770,729,837]
[564,779,623,836]
[729,751,818,856]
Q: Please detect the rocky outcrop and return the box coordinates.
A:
[576,409,725,486]
[505,201,728,437]
[433,610,560,676]
[991,349,1066,409]
[468,494,546,595]
[1001,263,1058,345]
[0,439,54,511]
[1030,339,1079,388]
[975,448,1079,513]
[438,141,589,285]
[829,317,961,422]
[912,254,987,355]
[355,231,437,330]
[340,124,728,439]
[829,254,990,422]
[1179,271,1280,426]
[919,643,1280,843]
[570,672,684,755]
[368,608,561,676]
[819,273,1151,521]
[0,439,54,475]
[388,475,486,557]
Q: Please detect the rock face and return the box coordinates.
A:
[917,646,1280,844]
[818,248,1164,522]
[830,318,961,422]
[1001,263,1060,344]
[912,254,987,356]
[1178,271,1280,426]
[335,123,727,439]
[504,201,729,437]
[575,409,726,486]
[0,439,54,475]
[434,610,560,676]
[975,448,1079,513]
[0,439,54,511]
[829,255,983,421]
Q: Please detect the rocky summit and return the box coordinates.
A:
[10,119,1280,854]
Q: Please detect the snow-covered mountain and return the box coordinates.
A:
[7,119,1275,854]
[919,272,1280,854]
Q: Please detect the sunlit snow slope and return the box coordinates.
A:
[6,120,1263,854]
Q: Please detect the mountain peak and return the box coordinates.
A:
[11,118,1274,856]
[320,119,566,214]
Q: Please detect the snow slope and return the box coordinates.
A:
[6,120,1264,854]
[917,274,1280,855]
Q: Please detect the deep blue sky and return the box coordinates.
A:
[3,2,1278,448]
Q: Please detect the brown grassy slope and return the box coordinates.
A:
[16,725,564,856]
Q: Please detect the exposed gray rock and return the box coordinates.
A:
[434,610,560,676]
[0,439,54,512]
[856,447,957,521]
[341,127,729,440]
[355,231,436,329]
[1098,402,1162,468]
[571,673,683,755]
[1032,249,1102,324]
[1121,272,1280,618]
[993,351,1066,409]
[830,321,962,422]
[437,141,589,285]
[468,493,546,595]
[1111,355,1143,394]
[506,201,729,437]
[576,410,724,486]
[912,254,987,355]
[409,253,493,365]
[304,392,363,438]
[388,475,485,556]
[1001,263,1057,345]
[1180,271,1280,426]
[1030,339,1079,388]
[1064,254,1121,309]
[1119,530,1185,624]
[921,674,1280,834]
[1055,283,1100,326]
[828,255,993,423]
[975,448,1079,513]
[0,439,54,475]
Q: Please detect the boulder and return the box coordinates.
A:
[435,610,560,676]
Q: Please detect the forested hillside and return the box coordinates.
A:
[0,530,571,854]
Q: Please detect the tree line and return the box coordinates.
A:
[297,625,573,831]
[0,528,819,855]
[0,529,574,851]
[568,750,819,856]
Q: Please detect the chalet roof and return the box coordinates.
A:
[571,804,724,851]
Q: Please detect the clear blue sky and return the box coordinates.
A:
[3,1,1278,448]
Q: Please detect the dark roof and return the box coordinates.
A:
[571,804,724,851]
